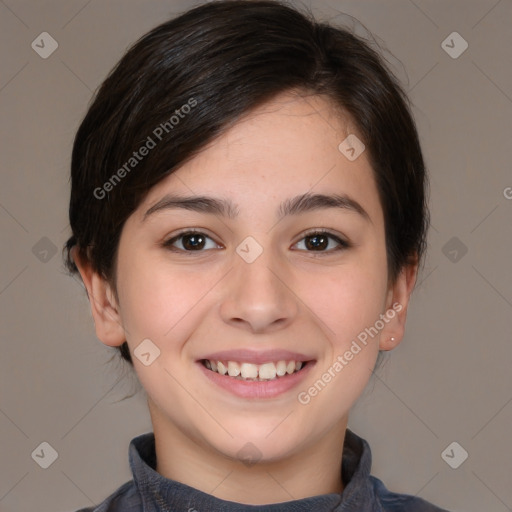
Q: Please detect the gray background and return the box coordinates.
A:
[1,0,511,511]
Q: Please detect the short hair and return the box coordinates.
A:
[64,0,429,366]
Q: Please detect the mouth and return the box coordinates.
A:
[199,358,311,381]
[196,352,316,399]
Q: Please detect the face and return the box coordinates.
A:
[79,92,414,466]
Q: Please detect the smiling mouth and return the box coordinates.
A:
[200,359,313,381]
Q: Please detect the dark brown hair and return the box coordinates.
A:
[64,0,429,366]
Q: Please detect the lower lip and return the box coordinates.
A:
[197,361,315,399]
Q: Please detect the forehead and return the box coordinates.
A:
[137,92,382,225]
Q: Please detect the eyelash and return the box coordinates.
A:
[162,228,350,255]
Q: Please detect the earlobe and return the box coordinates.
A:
[379,260,419,351]
[71,246,126,348]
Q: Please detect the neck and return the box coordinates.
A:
[148,400,346,505]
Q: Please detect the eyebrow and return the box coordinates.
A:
[143,192,371,223]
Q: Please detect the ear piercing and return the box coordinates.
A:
[390,337,395,342]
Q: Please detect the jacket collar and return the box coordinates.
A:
[129,428,382,511]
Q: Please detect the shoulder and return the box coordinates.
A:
[74,479,142,512]
[370,475,451,512]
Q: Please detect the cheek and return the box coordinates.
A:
[294,267,387,425]
[309,262,389,344]
[116,255,204,345]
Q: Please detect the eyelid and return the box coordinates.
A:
[167,227,220,241]
[298,227,349,241]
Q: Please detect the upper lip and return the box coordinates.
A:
[198,349,315,365]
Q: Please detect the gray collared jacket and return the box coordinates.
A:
[76,429,450,512]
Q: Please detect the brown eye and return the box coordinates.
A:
[182,233,206,250]
[304,233,329,250]
[164,231,220,252]
[294,231,348,252]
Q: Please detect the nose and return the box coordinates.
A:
[219,248,299,334]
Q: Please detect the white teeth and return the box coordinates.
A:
[258,362,277,380]
[276,360,287,376]
[204,359,306,380]
[227,361,240,377]
[217,361,227,375]
[240,363,258,379]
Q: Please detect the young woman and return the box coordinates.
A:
[65,1,448,510]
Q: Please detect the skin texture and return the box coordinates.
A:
[75,91,417,505]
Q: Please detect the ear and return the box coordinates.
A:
[71,246,126,347]
[379,258,418,351]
